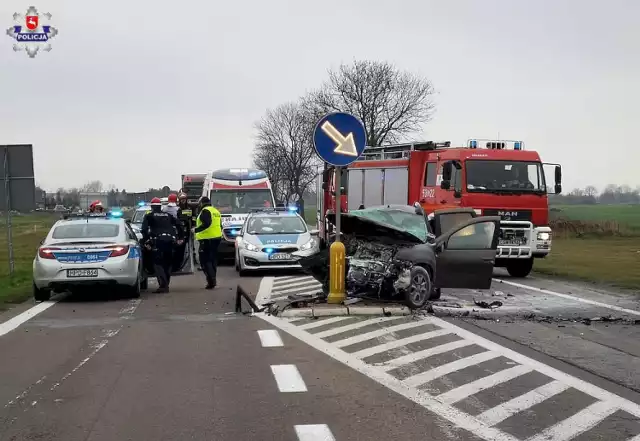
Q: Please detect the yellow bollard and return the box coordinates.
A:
[327,241,346,303]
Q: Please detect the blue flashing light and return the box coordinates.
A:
[230,229,239,236]
[109,210,123,218]
[514,142,522,150]
[287,205,298,212]
[469,140,477,148]
[137,201,146,207]
[265,248,274,254]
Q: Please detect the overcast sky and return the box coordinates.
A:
[1,0,638,193]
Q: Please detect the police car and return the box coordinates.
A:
[130,202,152,240]
[32,212,147,301]
[234,207,319,275]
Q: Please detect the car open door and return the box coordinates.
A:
[432,215,501,289]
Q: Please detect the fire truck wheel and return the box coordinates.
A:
[506,258,534,278]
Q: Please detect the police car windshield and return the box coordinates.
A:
[466,160,545,193]
[52,223,119,239]
[132,210,148,223]
[210,190,273,214]
[247,216,306,235]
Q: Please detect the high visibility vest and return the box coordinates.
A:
[195,206,222,240]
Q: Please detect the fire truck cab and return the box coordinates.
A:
[317,139,562,278]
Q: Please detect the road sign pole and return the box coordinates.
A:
[328,166,345,303]
[3,148,15,276]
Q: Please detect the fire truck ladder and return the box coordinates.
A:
[359,141,451,161]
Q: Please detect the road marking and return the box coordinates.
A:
[332,319,428,348]
[494,278,640,317]
[436,364,533,405]
[271,364,308,392]
[313,316,399,338]
[380,339,474,371]
[273,279,322,291]
[527,400,619,441]
[476,380,571,426]
[255,276,274,308]
[351,328,452,359]
[298,316,352,330]
[0,300,57,338]
[402,351,500,387]
[257,330,284,347]
[294,424,336,441]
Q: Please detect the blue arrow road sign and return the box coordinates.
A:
[313,112,366,167]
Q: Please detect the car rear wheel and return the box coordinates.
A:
[140,273,148,290]
[506,258,534,278]
[33,283,51,302]
[126,276,141,298]
[405,266,431,309]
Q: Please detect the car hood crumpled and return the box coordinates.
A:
[326,212,424,245]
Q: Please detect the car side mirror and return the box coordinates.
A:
[555,183,562,194]
[555,165,562,184]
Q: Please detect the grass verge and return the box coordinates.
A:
[0,213,58,310]
[534,236,640,291]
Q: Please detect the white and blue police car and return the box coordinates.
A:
[234,207,319,275]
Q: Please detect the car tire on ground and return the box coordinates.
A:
[33,283,51,302]
[405,266,432,309]
[126,276,141,299]
[506,258,534,278]
[140,273,148,290]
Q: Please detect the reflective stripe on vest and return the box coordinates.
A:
[181,209,192,216]
[195,206,222,240]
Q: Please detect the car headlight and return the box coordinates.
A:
[300,238,317,251]
[537,232,551,241]
[243,241,260,252]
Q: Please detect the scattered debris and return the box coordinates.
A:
[473,299,503,309]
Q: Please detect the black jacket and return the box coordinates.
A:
[141,210,184,242]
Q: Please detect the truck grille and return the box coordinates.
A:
[496,221,532,258]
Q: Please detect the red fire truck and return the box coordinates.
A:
[316,139,562,278]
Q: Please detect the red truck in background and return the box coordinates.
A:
[316,139,562,278]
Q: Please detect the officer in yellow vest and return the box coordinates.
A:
[194,196,222,289]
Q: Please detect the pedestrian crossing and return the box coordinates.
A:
[262,276,640,441]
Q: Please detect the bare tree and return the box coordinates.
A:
[82,180,103,193]
[584,185,598,197]
[253,101,320,203]
[307,60,436,146]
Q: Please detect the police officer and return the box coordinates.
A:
[194,196,222,289]
[141,197,184,293]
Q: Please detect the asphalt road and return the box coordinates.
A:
[1,266,639,440]
[1,266,494,441]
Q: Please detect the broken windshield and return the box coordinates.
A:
[350,207,429,242]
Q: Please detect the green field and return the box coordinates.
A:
[550,204,640,232]
[0,213,59,309]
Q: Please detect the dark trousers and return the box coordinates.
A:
[198,238,221,286]
[153,237,175,289]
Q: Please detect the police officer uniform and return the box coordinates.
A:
[194,197,222,289]
[141,198,184,293]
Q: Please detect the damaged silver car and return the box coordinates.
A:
[297,205,501,309]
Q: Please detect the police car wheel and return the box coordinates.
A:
[140,275,148,290]
[33,283,51,302]
[238,269,250,277]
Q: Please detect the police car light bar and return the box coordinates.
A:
[137,201,146,207]
[467,139,524,150]
[249,207,298,213]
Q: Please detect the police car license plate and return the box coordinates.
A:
[67,269,98,278]
[269,253,291,261]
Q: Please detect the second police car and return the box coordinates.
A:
[234,207,319,275]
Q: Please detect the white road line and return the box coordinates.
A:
[494,278,640,317]
[428,315,640,418]
[275,275,310,282]
[436,364,533,405]
[294,424,336,441]
[313,316,399,339]
[286,318,307,323]
[333,319,429,348]
[255,277,274,307]
[270,364,307,392]
[260,314,521,441]
[0,301,58,338]
[381,340,474,371]
[272,284,323,296]
[352,329,453,359]
[476,380,570,427]
[298,316,353,330]
[527,400,619,441]
[402,351,500,387]
[257,330,284,347]
[273,279,321,290]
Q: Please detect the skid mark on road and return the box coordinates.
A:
[260,276,640,441]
